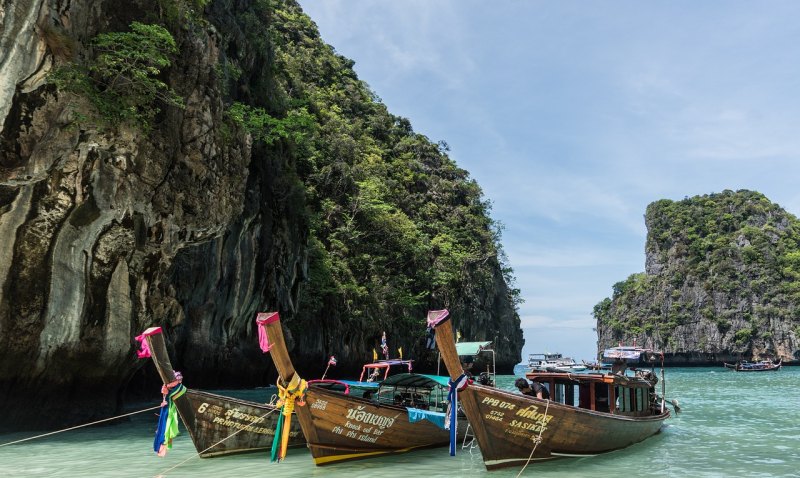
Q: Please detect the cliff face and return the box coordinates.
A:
[0,0,522,430]
[595,190,800,364]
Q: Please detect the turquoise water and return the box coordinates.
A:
[1,368,798,477]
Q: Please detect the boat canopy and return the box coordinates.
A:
[379,373,450,389]
[456,341,492,356]
[603,346,659,361]
[358,359,414,381]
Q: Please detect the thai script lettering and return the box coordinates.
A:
[223,408,266,424]
[345,406,397,429]
[311,399,328,411]
[515,405,554,425]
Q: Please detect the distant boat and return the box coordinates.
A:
[528,352,586,372]
[581,360,611,371]
[432,310,671,470]
[723,360,782,372]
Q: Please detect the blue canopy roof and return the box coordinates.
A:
[338,380,380,390]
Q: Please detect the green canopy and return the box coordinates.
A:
[456,341,492,356]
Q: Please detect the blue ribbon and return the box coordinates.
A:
[447,373,467,456]
[153,383,185,453]
[153,402,169,453]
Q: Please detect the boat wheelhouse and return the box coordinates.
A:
[437,340,497,386]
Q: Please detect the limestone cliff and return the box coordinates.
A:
[594,190,800,365]
[0,0,522,430]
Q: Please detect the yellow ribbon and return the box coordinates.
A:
[274,373,307,460]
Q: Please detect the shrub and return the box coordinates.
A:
[49,22,183,130]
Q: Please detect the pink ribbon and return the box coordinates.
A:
[256,312,280,353]
[135,327,163,359]
[426,309,449,328]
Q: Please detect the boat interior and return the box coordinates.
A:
[524,369,660,417]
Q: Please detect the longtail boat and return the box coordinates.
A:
[430,309,671,470]
[136,326,304,457]
[724,359,781,372]
[261,312,465,465]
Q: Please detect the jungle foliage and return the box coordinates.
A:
[593,190,800,353]
[218,1,521,341]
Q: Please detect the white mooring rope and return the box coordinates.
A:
[516,399,550,478]
[0,405,162,448]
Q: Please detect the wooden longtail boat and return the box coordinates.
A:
[138,327,304,457]
[724,360,782,372]
[430,309,670,470]
[261,312,464,465]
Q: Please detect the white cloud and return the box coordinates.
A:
[298,0,800,362]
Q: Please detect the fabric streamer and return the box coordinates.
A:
[406,407,446,429]
[271,373,307,462]
[153,377,186,456]
[255,312,278,353]
[134,327,162,359]
[446,373,470,456]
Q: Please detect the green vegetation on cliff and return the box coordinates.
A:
[49,21,184,129]
[43,0,522,367]
[223,0,521,343]
[594,190,800,360]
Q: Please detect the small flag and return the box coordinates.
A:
[322,355,337,379]
[373,348,378,362]
[426,325,436,350]
[381,331,389,359]
[398,347,403,359]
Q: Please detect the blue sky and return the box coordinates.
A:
[297,1,800,363]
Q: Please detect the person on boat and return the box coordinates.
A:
[514,378,550,399]
[367,368,381,382]
[611,358,626,375]
[461,355,475,378]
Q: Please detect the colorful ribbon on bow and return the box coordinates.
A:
[134,327,162,359]
[154,374,185,456]
[446,373,470,456]
[271,373,307,462]
[255,313,278,353]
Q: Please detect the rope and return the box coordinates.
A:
[0,405,161,448]
[516,399,550,478]
[154,405,280,477]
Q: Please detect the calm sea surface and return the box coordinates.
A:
[1,367,798,477]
